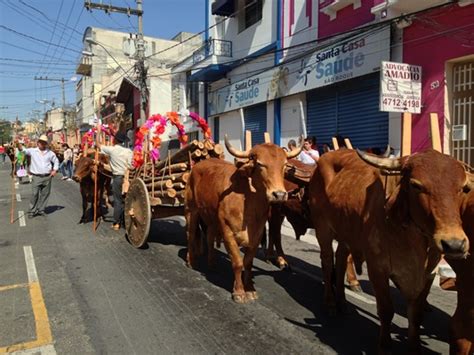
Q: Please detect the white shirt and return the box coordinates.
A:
[24,147,59,175]
[101,145,133,176]
[298,149,319,165]
[63,148,73,161]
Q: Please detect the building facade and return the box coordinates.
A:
[75,27,202,137]
[191,0,473,165]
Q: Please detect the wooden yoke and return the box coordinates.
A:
[401,112,412,156]
[430,113,442,153]
[264,132,271,144]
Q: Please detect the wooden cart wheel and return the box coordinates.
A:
[125,178,151,248]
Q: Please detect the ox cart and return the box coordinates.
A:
[124,139,224,248]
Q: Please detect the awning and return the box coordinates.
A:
[189,64,232,82]
[211,0,234,16]
[116,78,139,103]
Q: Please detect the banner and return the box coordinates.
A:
[380,61,422,113]
[209,26,390,116]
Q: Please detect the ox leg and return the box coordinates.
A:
[346,254,361,292]
[269,206,288,270]
[206,225,219,271]
[317,229,337,314]
[367,265,394,352]
[185,211,200,269]
[243,246,259,301]
[79,191,87,224]
[407,274,435,353]
[221,232,246,303]
[335,243,350,312]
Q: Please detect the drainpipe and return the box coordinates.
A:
[204,0,210,121]
[273,0,282,145]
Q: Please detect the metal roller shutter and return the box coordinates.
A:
[244,103,267,146]
[337,74,388,150]
[306,73,388,150]
[307,88,337,148]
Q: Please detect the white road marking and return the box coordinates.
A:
[23,246,38,283]
[8,344,57,355]
[16,193,21,202]
[18,211,26,227]
[291,265,376,305]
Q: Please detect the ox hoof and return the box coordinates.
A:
[348,283,362,293]
[245,291,258,301]
[232,292,247,304]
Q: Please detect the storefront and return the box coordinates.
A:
[306,72,388,151]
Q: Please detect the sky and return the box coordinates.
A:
[0,0,205,122]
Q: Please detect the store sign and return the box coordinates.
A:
[209,27,390,115]
[380,61,422,113]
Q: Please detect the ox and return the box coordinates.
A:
[264,158,362,291]
[448,187,474,355]
[308,149,470,352]
[185,137,301,303]
[73,154,112,224]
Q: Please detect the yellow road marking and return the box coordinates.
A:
[0,283,28,292]
[0,247,54,353]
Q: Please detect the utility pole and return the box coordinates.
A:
[34,76,67,141]
[85,0,147,126]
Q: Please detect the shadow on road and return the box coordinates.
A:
[143,217,451,354]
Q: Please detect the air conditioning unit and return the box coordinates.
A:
[452,124,467,141]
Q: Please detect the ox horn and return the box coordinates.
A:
[383,144,391,158]
[224,134,250,159]
[286,135,304,159]
[356,148,402,171]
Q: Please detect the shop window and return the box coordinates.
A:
[239,0,263,32]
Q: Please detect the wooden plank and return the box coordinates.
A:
[401,112,412,156]
[264,132,271,143]
[245,130,252,151]
[344,138,353,150]
[430,113,442,153]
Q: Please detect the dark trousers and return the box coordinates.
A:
[29,175,52,214]
[112,175,124,225]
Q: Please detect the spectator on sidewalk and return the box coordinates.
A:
[60,143,73,181]
[22,135,59,218]
[0,144,5,164]
[97,131,132,231]
[298,137,319,165]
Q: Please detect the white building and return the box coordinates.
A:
[76,27,202,134]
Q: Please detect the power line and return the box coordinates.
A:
[0,25,82,54]
[36,0,65,75]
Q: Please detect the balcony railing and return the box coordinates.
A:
[76,56,92,76]
[192,39,232,65]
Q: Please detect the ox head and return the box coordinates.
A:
[72,156,95,183]
[357,149,471,259]
[225,135,303,203]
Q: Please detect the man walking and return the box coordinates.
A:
[23,135,59,218]
[98,132,132,231]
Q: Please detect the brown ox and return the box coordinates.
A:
[265,158,362,291]
[308,149,470,352]
[448,188,474,355]
[73,154,112,224]
[185,137,301,303]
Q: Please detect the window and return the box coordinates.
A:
[239,0,263,32]
[186,71,199,110]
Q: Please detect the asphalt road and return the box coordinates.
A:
[0,162,457,354]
